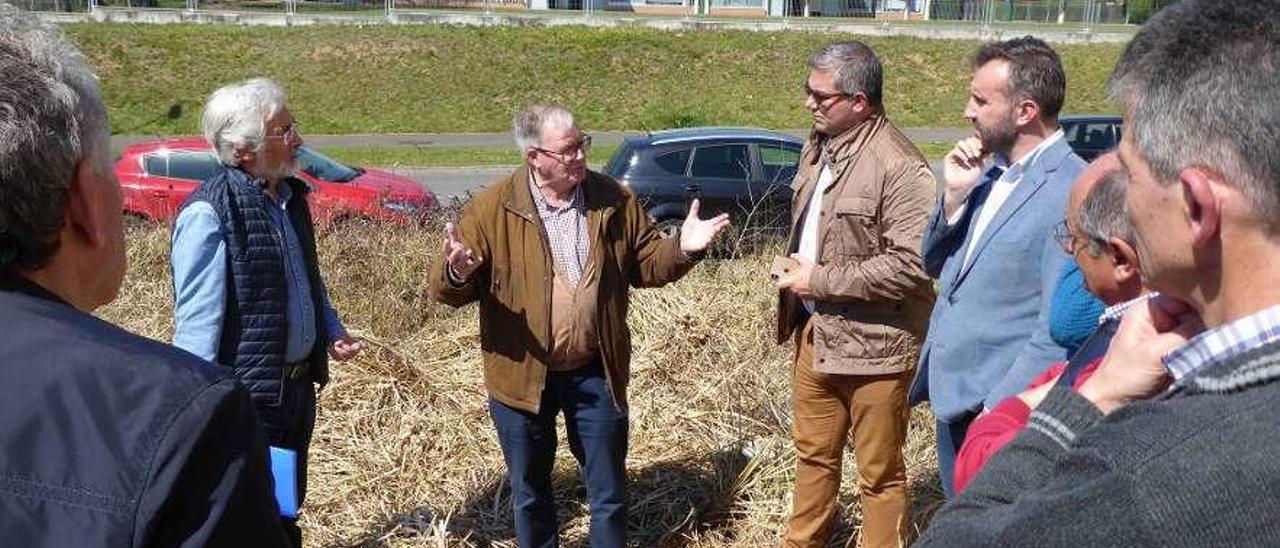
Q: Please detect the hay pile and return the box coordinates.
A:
[100,219,944,547]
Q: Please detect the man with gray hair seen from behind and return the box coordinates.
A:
[171,77,365,545]
[917,1,1280,545]
[429,104,729,547]
[0,5,287,546]
[774,40,937,548]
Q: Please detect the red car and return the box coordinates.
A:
[115,137,437,225]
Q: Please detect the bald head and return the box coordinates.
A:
[1069,152,1122,217]
[1066,151,1143,305]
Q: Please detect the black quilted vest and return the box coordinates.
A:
[179,167,330,427]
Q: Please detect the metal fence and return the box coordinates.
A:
[19,0,90,12]
[927,0,1128,25]
[16,0,1136,24]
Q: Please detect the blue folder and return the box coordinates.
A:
[269,446,299,518]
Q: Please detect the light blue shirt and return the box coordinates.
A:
[171,174,345,364]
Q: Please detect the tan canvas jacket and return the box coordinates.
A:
[777,114,938,375]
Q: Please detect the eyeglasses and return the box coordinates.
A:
[1052,220,1078,254]
[531,134,592,162]
[802,83,848,105]
[265,121,301,141]
[1054,219,1106,255]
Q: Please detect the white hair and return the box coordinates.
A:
[511,105,575,155]
[200,78,286,167]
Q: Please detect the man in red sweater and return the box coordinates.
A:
[953,152,1151,493]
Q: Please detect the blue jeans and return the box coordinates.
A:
[935,412,977,500]
[489,363,628,548]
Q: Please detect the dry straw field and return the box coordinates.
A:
[100,216,945,547]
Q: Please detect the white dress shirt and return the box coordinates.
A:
[949,130,1065,267]
[797,163,834,312]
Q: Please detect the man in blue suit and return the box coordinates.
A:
[913,36,1086,498]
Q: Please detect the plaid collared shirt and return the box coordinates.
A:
[1163,304,1280,385]
[528,174,590,286]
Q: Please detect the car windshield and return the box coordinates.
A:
[1063,119,1121,150]
[296,146,360,183]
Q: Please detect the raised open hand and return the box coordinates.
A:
[678,199,731,254]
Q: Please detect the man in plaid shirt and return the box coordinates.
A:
[430,105,729,547]
[917,1,1280,545]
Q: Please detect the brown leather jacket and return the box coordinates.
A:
[429,166,697,413]
[777,114,938,375]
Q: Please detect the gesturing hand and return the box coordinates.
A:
[678,199,731,254]
[442,221,483,282]
[942,137,990,217]
[1078,295,1205,414]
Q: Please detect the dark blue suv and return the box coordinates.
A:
[603,127,805,236]
[1061,114,1123,162]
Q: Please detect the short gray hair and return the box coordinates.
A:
[1076,169,1133,257]
[512,104,575,154]
[1109,0,1280,231]
[201,78,287,167]
[808,40,883,107]
[0,3,110,271]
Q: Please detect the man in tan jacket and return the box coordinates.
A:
[774,41,938,548]
[429,105,728,547]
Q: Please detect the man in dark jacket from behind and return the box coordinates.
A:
[917,1,1280,545]
[0,4,288,546]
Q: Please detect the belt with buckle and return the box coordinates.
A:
[282,362,309,380]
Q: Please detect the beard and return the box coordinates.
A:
[975,107,1019,157]
[261,156,298,182]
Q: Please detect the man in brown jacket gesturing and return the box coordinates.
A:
[774,41,938,548]
[429,104,728,547]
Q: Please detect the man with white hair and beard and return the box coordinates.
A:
[171,77,365,544]
[0,5,286,545]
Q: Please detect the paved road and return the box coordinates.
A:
[111,129,964,200]
[392,166,515,202]
[388,161,948,202]
[110,127,970,152]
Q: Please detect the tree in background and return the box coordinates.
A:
[1126,0,1177,23]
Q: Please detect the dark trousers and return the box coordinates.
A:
[488,363,628,548]
[935,411,977,500]
[267,376,317,548]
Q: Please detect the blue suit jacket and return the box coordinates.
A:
[911,137,1086,422]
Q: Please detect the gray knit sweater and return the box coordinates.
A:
[917,340,1280,547]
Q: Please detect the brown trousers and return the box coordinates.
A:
[784,320,912,548]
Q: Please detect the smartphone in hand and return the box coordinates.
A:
[770,255,800,281]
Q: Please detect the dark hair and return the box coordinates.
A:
[1110,0,1280,231]
[809,40,883,108]
[0,4,108,271]
[973,36,1066,119]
